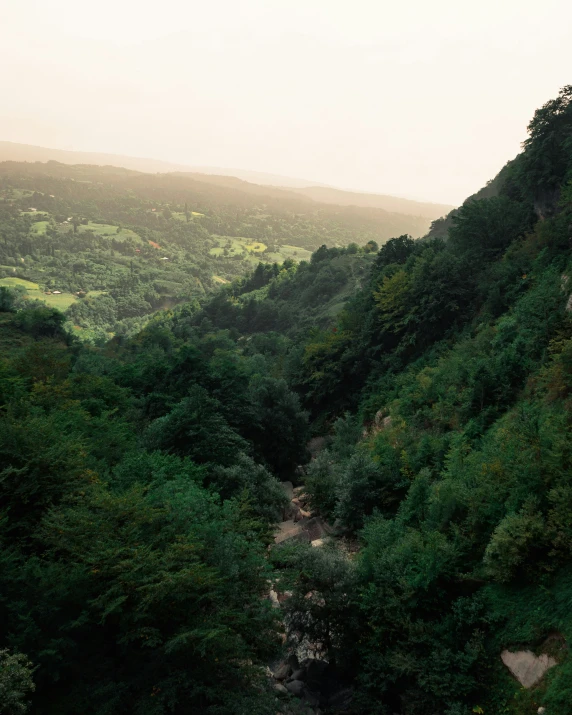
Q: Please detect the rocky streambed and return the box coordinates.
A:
[265,482,354,714]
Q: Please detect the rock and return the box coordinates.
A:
[303,517,333,542]
[273,661,291,680]
[273,682,288,694]
[281,481,294,501]
[311,539,324,548]
[538,708,546,714]
[269,589,280,608]
[274,520,310,545]
[289,668,306,682]
[501,650,557,688]
[285,680,305,696]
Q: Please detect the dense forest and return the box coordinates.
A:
[0,161,435,341]
[1,86,572,714]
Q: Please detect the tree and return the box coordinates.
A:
[0,649,35,714]
[246,376,309,478]
[14,306,68,340]
[145,385,249,466]
[449,196,532,260]
[374,234,415,268]
[520,84,572,208]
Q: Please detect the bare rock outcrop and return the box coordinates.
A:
[501,649,557,688]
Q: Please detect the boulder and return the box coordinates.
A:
[289,668,306,682]
[303,517,333,542]
[275,520,311,545]
[281,481,294,501]
[273,682,288,694]
[285,680,305,696]
[273,661,291,680]
[501,650,557,688]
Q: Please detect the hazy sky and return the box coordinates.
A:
[1,0,571,204]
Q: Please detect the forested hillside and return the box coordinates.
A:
[0,161,433,340]
[1,87,572,715]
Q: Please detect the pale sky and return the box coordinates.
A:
[0,0,571,205]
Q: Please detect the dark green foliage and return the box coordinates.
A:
[246,375,309,478]
[449,195,533,260]
[519,84,572,209]
[335,447,404,531]
[0,308,312,713]
[0,287,15,312]
[14,306,68,340]
[145,385,249,465]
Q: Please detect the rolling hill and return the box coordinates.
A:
[0,141,452,221]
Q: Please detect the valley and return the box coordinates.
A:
[1,87,572,715]
[0,160,436,341]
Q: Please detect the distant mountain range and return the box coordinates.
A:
[0,141,454,222]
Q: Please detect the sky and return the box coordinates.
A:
[0,0,571,205]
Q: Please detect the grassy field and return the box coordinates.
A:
[0,276,77,310]
[77,222,142,243]
[4,189,34,200]
[209,236,268,258]
[31,221,49,235]
[265,244,313,263]
[244,241,266,252]
[209,237,312,265]
[172,211,204,221]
